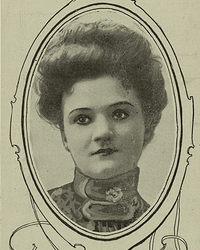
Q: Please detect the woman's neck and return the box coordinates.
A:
[73,167,140,200]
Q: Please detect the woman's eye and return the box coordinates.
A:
[113,109,129,120]
[74,115,91,125]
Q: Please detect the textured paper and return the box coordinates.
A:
[1,0,200,249]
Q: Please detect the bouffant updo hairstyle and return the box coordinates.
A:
[36,20,167,147]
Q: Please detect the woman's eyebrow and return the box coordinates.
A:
[109,101,135,108]
[69,107,91,115]
[68,101,134,115]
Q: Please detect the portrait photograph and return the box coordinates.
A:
[2,0,200,249]
[28,9,176,233]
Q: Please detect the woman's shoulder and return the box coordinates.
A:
[48,182,74,200]
[47,182,85,222]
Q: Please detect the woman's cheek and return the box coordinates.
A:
[75,127,92,149]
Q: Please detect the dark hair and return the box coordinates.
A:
[36,21,167,147]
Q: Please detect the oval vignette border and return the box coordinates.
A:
[10,0,194,249]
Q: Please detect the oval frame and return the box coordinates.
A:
[10,0,194,249]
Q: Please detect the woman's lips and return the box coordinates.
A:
[92,148,118,156]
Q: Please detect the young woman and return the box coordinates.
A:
[36,20,167,232]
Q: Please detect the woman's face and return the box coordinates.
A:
[62,75,145,179]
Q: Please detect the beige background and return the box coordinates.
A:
[1,0,200,249]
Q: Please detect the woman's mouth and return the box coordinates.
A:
[92,148,118,156]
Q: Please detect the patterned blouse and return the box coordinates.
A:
[48,167,150,232]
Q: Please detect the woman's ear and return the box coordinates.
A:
[61,130,70,152]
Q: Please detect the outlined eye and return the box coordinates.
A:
[112,109,129,120]
[74,115,91,125]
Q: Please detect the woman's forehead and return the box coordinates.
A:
[62,75,140,112]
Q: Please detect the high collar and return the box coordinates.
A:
[73,167,140,200]
[73,167,141,221]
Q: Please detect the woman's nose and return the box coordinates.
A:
[92,115,114,143]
